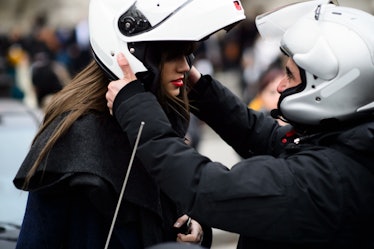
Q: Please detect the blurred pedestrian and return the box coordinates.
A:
[30,52,63,107]
[0,58,13,97]
[248,59,286,125]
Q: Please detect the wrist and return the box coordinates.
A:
[113,79,145,115]
[188,66,202,85]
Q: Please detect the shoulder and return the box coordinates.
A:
[337,120,374,151]
[14,112,131,191]
[65,112,125,142]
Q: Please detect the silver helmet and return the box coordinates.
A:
[256,0,374,125]
[89,0,245,79]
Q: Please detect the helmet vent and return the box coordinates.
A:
[315,4,322,20]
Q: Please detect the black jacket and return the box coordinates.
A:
[14,112,210,248]
[112,75,374,249]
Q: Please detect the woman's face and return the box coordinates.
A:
[160,55,191,97]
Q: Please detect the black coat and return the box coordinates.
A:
[112,75,374,249]
[14,112,212,248]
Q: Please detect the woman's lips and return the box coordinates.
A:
[171,79,184,87]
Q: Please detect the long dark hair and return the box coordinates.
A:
[155,41,197,122]
[24,61,109,186]
[24,41,197,187]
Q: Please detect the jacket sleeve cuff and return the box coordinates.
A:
[113,80,145,115]
[188,74,213,100]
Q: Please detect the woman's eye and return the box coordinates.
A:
[286,68,293,80]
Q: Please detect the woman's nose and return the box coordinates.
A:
[177,56,191,72]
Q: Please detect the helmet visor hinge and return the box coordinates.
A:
[118,4,152,36]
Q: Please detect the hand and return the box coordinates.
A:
[174,214,203,244]
[106,52,137,115]
[187,66,202,85]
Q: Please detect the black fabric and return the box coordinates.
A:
[14,114,162,213]
[113,80,145,116]
[146,242,204,249]
[113,74,374,248]
[13,113,182,247]
[15,188,143,249]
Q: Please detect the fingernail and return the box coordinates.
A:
[117,53,124,59]
[174,222,180,227]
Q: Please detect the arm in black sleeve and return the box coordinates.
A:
[113,79,145,115]
[112,88,297,239]
[188,75,284,157]
[112,78,345,243]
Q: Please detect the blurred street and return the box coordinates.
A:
[198,122,241,249]
[194,71,242,249]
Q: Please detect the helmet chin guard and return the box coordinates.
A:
[89,0,245,79]
[256,0,374,125]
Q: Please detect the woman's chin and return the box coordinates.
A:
[170,89,181,96]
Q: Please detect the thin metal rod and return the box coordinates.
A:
[104,121,145,249]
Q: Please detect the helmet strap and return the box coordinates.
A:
[130,42,161,93]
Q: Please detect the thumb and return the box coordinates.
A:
[117,52,137,81]
[174,214,189,228]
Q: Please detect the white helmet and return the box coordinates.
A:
[89,0,245,80]
[256,0,374,125]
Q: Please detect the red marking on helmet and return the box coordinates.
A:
[234,1,242,11]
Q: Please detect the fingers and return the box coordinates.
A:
[174,214,189,228]
[187,66,202,86]
[106,52,137,115]
[105,88,115,116]
[176,219,203,244]
[117,52,137,82]
[105,91,114,115]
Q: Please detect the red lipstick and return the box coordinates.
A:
[171,79,184,87]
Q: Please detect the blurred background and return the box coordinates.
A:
[0,0,373,248]
[1,0,373,32]
[1,0,373,108]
